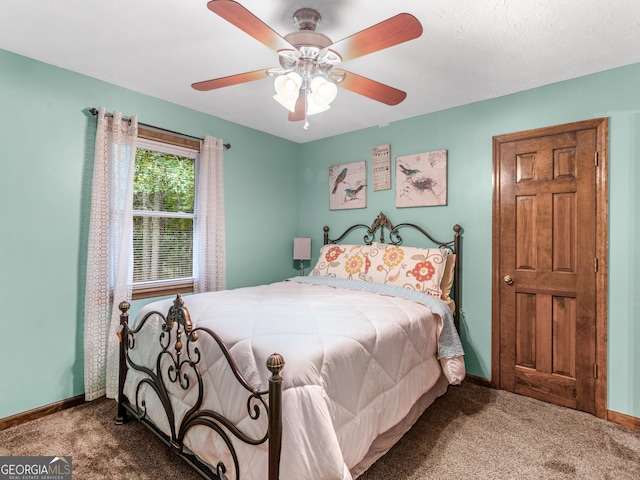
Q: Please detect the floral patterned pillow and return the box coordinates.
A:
[310,243,449,297]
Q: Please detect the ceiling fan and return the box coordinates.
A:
[192,0,423,128]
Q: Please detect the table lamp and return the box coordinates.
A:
[293,237,311,276]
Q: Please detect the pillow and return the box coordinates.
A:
[440,253,456,302]
[310,243,449,297]
[439,253,456,312]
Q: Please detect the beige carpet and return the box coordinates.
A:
[359,383,640,479]
[1,382,638,479]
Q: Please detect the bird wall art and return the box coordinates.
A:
[329,160,366,210]
[396,150,447,208]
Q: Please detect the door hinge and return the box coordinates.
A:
[594,257,598,272]
[595,151,599,166]
[594,363,598,379]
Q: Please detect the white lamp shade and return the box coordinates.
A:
[274,72,302,98]
[306,96,331,115]
[293,237,312,260]
[273,93,297,112]
[307,76,337,115]
[274,72,302,112]
[310,76,338,106]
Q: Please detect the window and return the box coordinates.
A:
[131,128,200,299]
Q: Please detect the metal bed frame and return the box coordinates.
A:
[115,212,462,480]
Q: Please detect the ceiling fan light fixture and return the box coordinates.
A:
[306,97,331,116]
[273,93,297,113]
[306,76,337,115]
[310,76,338,107]
[273,72,302,111]
[274,72,302,98]
[197,3,422,128]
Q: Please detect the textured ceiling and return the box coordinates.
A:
[1,0,639,143]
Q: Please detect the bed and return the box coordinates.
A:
[115,212,464,480]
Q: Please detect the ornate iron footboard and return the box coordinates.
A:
[116,294,284,480]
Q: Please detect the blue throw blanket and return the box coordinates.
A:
[288,276,464,359]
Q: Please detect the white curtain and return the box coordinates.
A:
[194,135,226,292]
[84,107,137,401]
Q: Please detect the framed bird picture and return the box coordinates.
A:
[395,150,448,208]
[329,160,367,210]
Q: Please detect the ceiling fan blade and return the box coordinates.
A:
[335,69,407,106]
[329,13,422,62]
[192,68,269,91]
[207,0,293,52]
[288,89,307,122]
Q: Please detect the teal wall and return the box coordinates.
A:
[297,63,640,419]
[0,49,299,419]
[1,47,638,420]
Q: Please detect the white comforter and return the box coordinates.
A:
[124,279,464,480]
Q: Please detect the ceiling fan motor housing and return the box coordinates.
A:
[286,8,333,52]
[280,8,341,77]
[293,8,321,31]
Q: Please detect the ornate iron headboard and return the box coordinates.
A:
[323,212,463,329]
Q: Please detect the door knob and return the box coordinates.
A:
[503,275,514,285]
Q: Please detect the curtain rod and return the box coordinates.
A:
[89,108,231,150]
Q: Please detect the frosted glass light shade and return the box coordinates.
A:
[307,76,337,115]
[310,76,337,106]
[273,73,338,117]
[273,72,302,112]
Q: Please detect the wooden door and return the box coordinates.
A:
[492,119,608,418]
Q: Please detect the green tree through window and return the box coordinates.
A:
[133,148,195,286]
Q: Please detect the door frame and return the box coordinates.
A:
[491,118,609,419]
